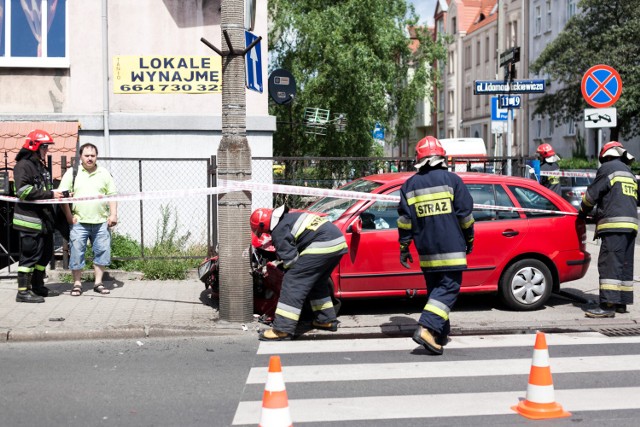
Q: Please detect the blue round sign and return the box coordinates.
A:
[581,64,622,108]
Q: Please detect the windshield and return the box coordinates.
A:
[306,179,383,222]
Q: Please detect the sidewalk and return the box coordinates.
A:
[1,229,638,343]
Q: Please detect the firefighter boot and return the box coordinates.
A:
[585,302,615,318]
[258,329,292,341]
[16,273,45,303]
[31,269,60,297]
[615,304,628,314]
[412,325,443,355]
[311,320,339,332]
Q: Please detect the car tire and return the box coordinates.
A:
[499,259,552,311]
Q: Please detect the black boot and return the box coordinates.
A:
[585,302,615,318]
[16,273,45,303]
[31,269,60,297]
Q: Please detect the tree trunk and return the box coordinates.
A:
[218,0,253,322]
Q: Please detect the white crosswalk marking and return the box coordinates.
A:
[232,332,640,425]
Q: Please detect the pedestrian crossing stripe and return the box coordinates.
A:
[233,387,640,424]
[246,354,640,384]
[257,332,640,354]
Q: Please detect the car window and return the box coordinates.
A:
[466,183,519,221]
[508,185,560,218]
[361,190,400,230]
[307,179,383,222]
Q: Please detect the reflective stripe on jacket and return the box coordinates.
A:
[398,167,474,271]
[581,159,639,235]
[12,154,55,234]
[271,211,348,269]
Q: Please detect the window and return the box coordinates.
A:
[439,89,445,112]
[360,191,400,231]
[508,186,560,218]
[485,36,490,62]
[567,0,577,20]
[0,0,68,68]
[467,184,519,221]
[547,117,554,137]
[535,117,542,139]
[448,90,454,113]
[448,51,455,74]
[535,5,542,35]
[545,0,552,32]
[465,46,471,69]
[476,41,481,65]
[567,118,576,136]
[451,17,457,34]
[464,87,471,110]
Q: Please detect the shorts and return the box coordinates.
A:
[69,222,112,270]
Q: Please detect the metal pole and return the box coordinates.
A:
[507,107,513,175]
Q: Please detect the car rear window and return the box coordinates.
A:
[307,178,383,222]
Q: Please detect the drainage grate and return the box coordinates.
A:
[595,327,640,337]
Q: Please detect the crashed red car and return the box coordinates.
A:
[203,172,591,317]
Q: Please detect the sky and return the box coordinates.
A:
[408,0,438,26]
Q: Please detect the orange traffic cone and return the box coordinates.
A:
[512,331,571,420]
[259,355,293,427]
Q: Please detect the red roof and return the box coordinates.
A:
[0,121,79,181]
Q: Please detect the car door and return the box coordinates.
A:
[338,188,425,296]
[463,182,530,290]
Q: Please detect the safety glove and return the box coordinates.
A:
[400,243,413,269]
[465,239,474,255]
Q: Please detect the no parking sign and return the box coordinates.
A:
[581,64,622,108]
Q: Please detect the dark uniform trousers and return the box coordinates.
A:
[272,253,342,335]
[598,232,635,305]
[18,231,53,276]
[418,270,462,339]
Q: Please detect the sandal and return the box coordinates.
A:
[70,285,83,297]
[93,284,110,295]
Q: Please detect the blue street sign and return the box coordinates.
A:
[499,95,521,108]
[581,64,622,108]
[245,31,263,93]
[491,97,508,121]
[474,79,545,94]
[372,122,384,140]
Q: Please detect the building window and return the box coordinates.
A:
[485,36,490,62]
[535,6,542,35]
[547,117,554,136]
[448,51,455,74]
[464,87,471,110]
[567,0,577,20]
[0,0,68,68]
[439,89,445,112]
[448,90,454,114]
[509,21,518,47]
[465,46,471,69]
[451,17,457,34]
[535,117,542,139]
[476,41,481,65]
[567,118,576,136]
[545,0,552,32]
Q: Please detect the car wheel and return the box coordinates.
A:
[499,259,552,311]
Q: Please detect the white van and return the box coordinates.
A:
[438,138,489,172]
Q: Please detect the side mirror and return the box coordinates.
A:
[348,217,362,234]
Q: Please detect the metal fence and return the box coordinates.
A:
[1,153,533,277]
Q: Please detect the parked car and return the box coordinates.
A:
[203,172,591,316]
[560,170,596,208]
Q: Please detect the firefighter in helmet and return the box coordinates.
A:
[536,143,562,195]
[250,205,348,340]
[12,130,66,302]
[397,136,475,355]
[579,141,638,318]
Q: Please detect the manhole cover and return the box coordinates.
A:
[595,327,640,337]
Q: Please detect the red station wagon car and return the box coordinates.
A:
[301,172,591,311]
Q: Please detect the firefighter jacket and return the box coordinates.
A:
[540,161,562,195]
[270,211,348,269]
[12,151,56,234]
[397,167,475,271]
[580,158,639,236]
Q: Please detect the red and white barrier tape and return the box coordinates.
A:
[0,179,580,217]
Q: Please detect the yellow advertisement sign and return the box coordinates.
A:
[113,56,222,94]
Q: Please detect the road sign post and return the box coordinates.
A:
[581,65,622,157]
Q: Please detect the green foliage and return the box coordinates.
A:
[110,233,142,271]
[268,0,448,161]
[557,157,597,170]
[571,131,587,159]
[530,0,640,139]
